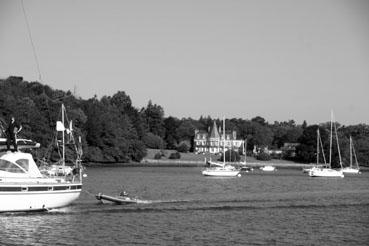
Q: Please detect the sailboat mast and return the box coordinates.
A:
[319,132,327,165]
[334,120,343,169]
[317,128,320,165]
[352,138,359,169]
[223,117,225,165]
[329,111,333,168]
[350,136,353,168]
[244,139,247,165]
[62,104,65,166]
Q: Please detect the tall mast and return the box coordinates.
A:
[319,132,327,166]
[350,136,353,168]
[334,119,343,169]
[317,128,320,166]
[329,111,333,168]
[352,137,359,169]
[244,139,247,165]
[223,117,225,166]
[62,104,65,166]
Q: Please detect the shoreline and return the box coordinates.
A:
[85,159,319,169]
[141,159,316,169]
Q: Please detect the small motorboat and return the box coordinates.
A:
[240,166,254,172]
[260,165,276,171]
[95,192,138,205]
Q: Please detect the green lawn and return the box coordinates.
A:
[144,149,297,164]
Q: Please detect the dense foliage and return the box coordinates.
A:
[1,77,369,166]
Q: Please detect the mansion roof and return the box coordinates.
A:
[195,121,239,140]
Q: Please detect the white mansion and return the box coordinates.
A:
[194,121,245,154]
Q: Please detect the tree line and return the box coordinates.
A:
[1,76,368,166]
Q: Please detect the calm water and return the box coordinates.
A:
[1,166,369,245]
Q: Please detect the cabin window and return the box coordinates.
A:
[15,159,29,172]
[0,159,26,173]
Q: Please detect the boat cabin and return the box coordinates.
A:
[0,152,42,178]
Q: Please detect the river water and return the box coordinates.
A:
[1,166,369,245]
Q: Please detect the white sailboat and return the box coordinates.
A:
[0,104,84,212]
[239,139,253,172]
[202,118,241,177]
[309,112,344,178]
[341,136,361,174]
[303,128,327,173]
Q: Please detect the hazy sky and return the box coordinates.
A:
[1,0,368,125]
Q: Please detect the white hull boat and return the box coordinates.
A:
[308,168,344,178]
[0,104,84,213]
[202,117,241,177]
[341,137,361,174]
[260,165,276,171]
[308,112,345,178]
[1,183,81,212]
[341,167,360,174]
[0,152,82,212]
[202,166,241,177]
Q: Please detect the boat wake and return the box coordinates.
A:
[2,199,368,217]
[32,196,369,216]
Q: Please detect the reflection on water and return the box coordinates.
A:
[1,167,369,245]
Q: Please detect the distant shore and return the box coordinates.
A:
[85,160,368,172]
[136,148,314,168]
[84,149,368,171]
[85,157,316,169]
[139,159,316,169]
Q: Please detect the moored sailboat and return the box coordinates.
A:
[309,112,344,178]
[202,117,241,177]
[239,139,253,172]
[303,128,326,173]
[341,136,361,174]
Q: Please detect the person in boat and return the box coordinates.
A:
[119,188,129,197]
[6,116,22,152]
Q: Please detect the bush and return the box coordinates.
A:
[154,152,162,159]
[169,152,181,159]
[256,152,272,161]
[177,142,189,153]
[143,133,166,149]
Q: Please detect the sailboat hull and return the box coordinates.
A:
[341,167,360,174]
[202,168,241,177]
[309,168,344,178]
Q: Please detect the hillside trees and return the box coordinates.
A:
[142,100,165,138]
[83,94,146,162]
[164,116,180,149]
[2,77,369,166]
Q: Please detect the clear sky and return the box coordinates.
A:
[1,0,368,125]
